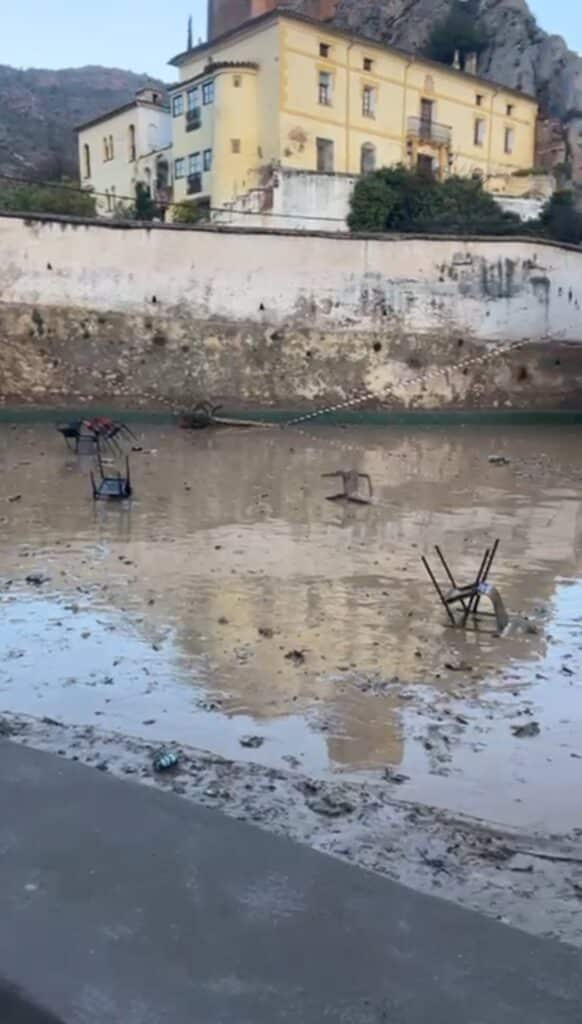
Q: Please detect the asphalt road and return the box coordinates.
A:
[0,740,581,1023]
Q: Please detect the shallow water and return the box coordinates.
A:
[1,421,582,832]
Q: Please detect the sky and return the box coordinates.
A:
[1,1,581,80]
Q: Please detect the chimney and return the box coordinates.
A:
[465,52,478,75]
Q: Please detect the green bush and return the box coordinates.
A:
[0,179,96,218]
[348,167,521,235]
[171,200,208,224]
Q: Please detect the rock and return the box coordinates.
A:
[25,573,49,586]
[41,716,63,727]
[488,455,511,466]
[96,761,109,772]
[103,676,114,686]
[218,616,229,625]
[445,660,472,672]
[512,721,540,738]
[258,627,274,639]
[285,649,306,665]
[240,736,265,749]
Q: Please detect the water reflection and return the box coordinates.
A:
[1,422,582,828]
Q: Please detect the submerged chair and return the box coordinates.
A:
[91,454,132,501]
[322,470,374,505]
[421,540,509,633]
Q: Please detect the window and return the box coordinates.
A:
[363,57,373,72]
[474,117,486,147]
[187,86,200,111]
[109,135,114,159]
[420,98,434,139]
[504,126,515,154]
[362,85,376,118]
[203,148,212,172]
[319,42,330,58]
[173,94,184,117]
[202,80,214,105]
[360,142,376,174]
[188,152,201,175]
[103,137,108,161]
[105,189,112,212]
[128,124,136,162]
[319,70,332,106]
[233,75,242,87]
[316,137,334,172]
[231,138,241,154]
[83,143,91,179]
[476,94,484,107]
[174,157,186,179]
[506,103,514,116]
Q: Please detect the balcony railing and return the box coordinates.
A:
[407,116,451,146]
[187,173,202,195]
[186,107,201,131]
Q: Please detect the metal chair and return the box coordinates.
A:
[421,540,509,632]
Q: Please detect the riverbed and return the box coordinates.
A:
[2,419,582,942]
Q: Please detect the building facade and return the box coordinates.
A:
[168,10,539,222]
[76,89,172,217]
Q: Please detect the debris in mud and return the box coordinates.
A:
[7,494,22,503]
[258,627,274,639]
[488,455,511,466]
[384,768,409,784]
[218,616,229,626]
[285,649,306,665]
[512,722,541,738]
[240,736,265,749]
[304,789,355,818]
[153,750,180,772]
[445,660,473,673]
[25,573,50,586]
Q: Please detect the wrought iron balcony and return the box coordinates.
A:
[407,116,452,146]
[187,173,202,195]
[186,107,201,131]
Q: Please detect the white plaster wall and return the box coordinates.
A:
[1,215,581,345]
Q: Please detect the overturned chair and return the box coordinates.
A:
[91,454,132,501]
[322,470,374,505]
[421,539,509,633]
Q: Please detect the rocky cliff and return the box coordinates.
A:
[0,66,165,182]
[331,0,582,176]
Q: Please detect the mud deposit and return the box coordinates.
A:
[2,420,582,944]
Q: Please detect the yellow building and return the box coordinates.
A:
[76,89,173,217]
[168,9,539,220]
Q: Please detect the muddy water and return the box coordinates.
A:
[1,420,582,833]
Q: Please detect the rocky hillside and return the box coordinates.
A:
[331,0,582,169]
[0,66,165,182]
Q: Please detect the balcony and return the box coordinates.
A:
[187,173,202,195]
[186,107,201,132]
[407,116,451,147]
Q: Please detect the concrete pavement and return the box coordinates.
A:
[0,740,581,1023]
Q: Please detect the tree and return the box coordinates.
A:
[348,166,521,235]
[0,179,96,218]
[425,0,488,68]
[538,190,582,244]
[134,181,156,221]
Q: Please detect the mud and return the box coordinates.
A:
[2,419,582,945]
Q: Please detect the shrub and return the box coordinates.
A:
[0,179,96,218]
[348,167,521,235]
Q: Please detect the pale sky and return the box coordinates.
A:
[0,1,580,80]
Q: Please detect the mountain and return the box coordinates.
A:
[330,0,582,179]
[0,65,165,182]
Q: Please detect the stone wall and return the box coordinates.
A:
[1,211,582,411]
